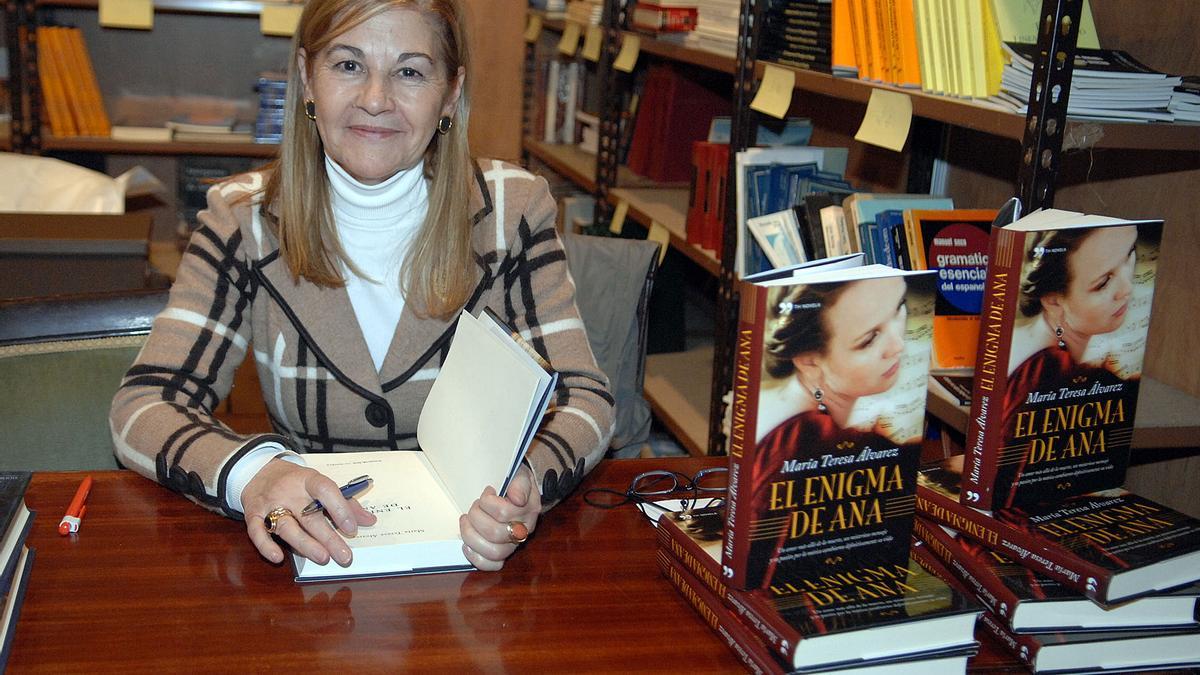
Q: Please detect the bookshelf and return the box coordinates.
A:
[524,2,1200,474]
[40,135,278,158]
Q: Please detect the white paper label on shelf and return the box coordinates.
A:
[524,14,543,43]
[648,220,670,265]
[613,34,640,73]
[558,21,582,57]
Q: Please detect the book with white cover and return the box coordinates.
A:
[292,309,557,581]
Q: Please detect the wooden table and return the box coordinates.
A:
[8,458,1024,673]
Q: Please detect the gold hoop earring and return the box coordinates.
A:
[304,99,317,121]
[437,116,453,135]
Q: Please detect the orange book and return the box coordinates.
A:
[65,28,111,136]
[893,0,923,88]
[903,207,997,370]
[46,28,92,135]
[846,0,872,81]
[35,27,76,137]
[831,0,858,75]
[862,0,884,81]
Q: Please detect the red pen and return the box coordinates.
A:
[58,476,93,536]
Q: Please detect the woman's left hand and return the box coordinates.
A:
[459,464,541,571]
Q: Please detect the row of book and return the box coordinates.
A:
[0,473,35,670]
[36,27,112,138]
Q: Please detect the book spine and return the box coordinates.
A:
[976,608,1042,670]
[722,282,766,590]
[656,550,785,675]
[912,516,1018,620]
[655,513,729,601]
[724,585,802,665]
[961,227,1021,510]
[914,484,1112,600]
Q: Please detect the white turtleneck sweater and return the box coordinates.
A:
[224,157,428,512]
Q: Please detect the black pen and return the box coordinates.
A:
[301,475,373,515]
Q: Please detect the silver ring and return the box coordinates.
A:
[264,506,295,534]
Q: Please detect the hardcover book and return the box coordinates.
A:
[913,515,1200,633]
[723,258,936,591]
[0,546,33,671]
[961,209,1164,510]
[976,610,1200,674]
[291,309,557,581]
[0,473,34,589]
[902,208,997,372]
[657,506,980,672]
[916,457,1200,604]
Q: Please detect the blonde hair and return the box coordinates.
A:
[260,0,474,320]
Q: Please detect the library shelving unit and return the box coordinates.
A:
[523,1,1200,471]
[7,0,291,157]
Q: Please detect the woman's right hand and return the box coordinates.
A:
[241,458,377,566]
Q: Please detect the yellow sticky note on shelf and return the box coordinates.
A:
[648,221,670,265]
[854,88,913,152]
[609,200,629,235]
[524,14,543,43]
[261,4,304,37]
[98,0,153,30]
[581,25,603,62]
[558,21,582,56]
[613,34,640,73]
[749,64,795,119]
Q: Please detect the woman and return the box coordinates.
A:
[756,276,913,451]
[110,0,613,572]
[744,275,922,589]
[995,225,1142,506]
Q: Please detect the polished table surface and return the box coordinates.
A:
[10,457,1024,673]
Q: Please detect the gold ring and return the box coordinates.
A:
[506,521,528,545]
[264,507,294,534]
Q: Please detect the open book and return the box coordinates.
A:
[292,309,557,582]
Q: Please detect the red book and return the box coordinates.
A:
[655,548,786,675]
[723,260,935,591]
[913,515,1200,633]
[706,142,730,258]
[917,458,1200,604]
[961,209,1164,510]
[975,608,1200,673]
[657,506,979,671]
[686,141,712,249]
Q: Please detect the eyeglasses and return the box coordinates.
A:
[583,467,728,520]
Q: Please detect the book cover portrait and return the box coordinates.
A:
[994,222,1162,507]
[741,272,935,589]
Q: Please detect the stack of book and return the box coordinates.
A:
[35,26,111,138]
[1169,76,1200,122]
[0,472,36,670]
[759,0,834,74]
[254,73,287,144]
[564,0,602,25]
[998,43,1184,122]
[732,145,851,277]
[655,257,990,671]
[166,116,253,144]
[909,206,1200,672]
[631,2,699,33]
[656,0,739,57]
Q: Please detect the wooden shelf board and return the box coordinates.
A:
[42,135,279,158]
[608,186,720,276]
[528,10,1200,153]
[645,343,714,457]
[523,137,672,191]
[36,0,286,16]
[926,375,1200,455]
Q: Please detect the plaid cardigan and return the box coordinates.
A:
[110,160,615,517]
